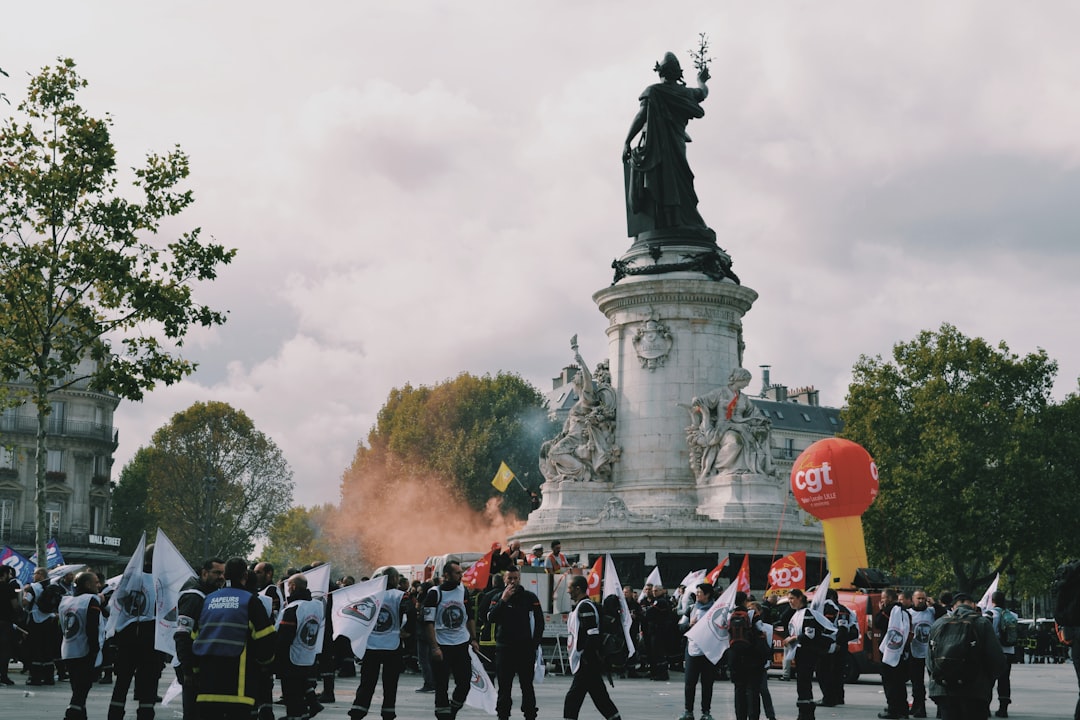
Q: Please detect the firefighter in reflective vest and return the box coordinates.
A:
[59,571,102,720]
[276,573,325,720]
[190,557,276,720]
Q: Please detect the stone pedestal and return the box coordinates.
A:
[516,230,822,568]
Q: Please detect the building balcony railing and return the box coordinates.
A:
[0,412,118,444]
[0,528,118,553]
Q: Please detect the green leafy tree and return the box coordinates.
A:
[353,372,554,515]
[340,372,555,565]
[0,59,235,563]
[141,401,294,561]
[842,323,1057,594]
[261,504,363,578]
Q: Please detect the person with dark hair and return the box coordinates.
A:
[817,588,852,709]
[59,571,102,720]
[678,583,717,720]
[348,567,414,720]
[423,561,479,720]
[875,588,912,720]
[107,544,165,720]
[563,575,621,720]
[643,585,676,680]
[276,573,324,720]
[175,558,225,720]
[0,564,18,685]
[190,557,276,719]
[927,593,1006,720]
[782,588,821,720]
[986,590,1016,717]
[415,581,436,693]
[487,566,544,720]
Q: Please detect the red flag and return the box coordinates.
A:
[735,554,751,594]
[764,551,807,597]
[462,550,493,591]
[586,556,604,601]
[705,558,728,585]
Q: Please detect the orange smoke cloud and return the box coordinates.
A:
[335,456,526,571]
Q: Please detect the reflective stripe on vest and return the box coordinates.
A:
[193,587,252,658]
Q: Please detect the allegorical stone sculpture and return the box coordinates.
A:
[623,49,711,237]
[687,367,776,481]
[539,338,620,483]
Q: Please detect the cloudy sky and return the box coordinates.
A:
[6,2,1079,508]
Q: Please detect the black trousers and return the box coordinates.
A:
[66,655,96,720]
[432,643,471,720]
[816,650,847,705]
[351,648,403,719]
[684,651,717,714]
[909,656,927,711]
[563,662,619,720]
[280,673,312,720]
[936,696,991,720]
[495,644,537,720]
[881,657,910,716]
[109,621,165,720]
[795,648,819,719]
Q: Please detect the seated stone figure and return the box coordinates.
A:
[539,350,619,483]
[688,367,775,480]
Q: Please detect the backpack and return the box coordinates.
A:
[35,582,65,614]
[997,609,1018,646]
[728,608,753,645]
[929,612,981,688]
[1052,560,1080,627]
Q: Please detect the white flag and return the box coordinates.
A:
[330,577,385,659]
[684,579,739,664]
[304,563,333,647]
[152,529,196,657]
[977,574,999,613]
[48,563,88,583]
[879,602,911,667]
[464,646,497,715]
[107,532,147,637]
[603,555,636,659]
[639,566,662,602]
[678,569,708,614]
[809,572,837,632]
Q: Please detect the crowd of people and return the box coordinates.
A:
[2,546,1080,720]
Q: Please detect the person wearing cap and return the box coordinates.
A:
[527,545,545,568]
[623,50,711,236]
[927,592,1005,720]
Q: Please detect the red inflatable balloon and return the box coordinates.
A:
[790,438,878,520]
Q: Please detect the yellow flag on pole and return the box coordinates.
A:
[491,461,515,492]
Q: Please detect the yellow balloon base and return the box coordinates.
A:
[821,515,869,590]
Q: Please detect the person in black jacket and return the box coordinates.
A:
[487,567,544,720]
[189,557,276,720]
[562,575,621,720]
[174,558,225,720]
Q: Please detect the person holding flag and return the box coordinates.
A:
[348,567,415,720]
[875,588,912,720]
[174,557,226,719]
[106,538,164,720]
[563,575,622,720]
[677,582,718,720]
[277,573,325,720]
[59,571,103,720]
[486,566,544,720]
[423,560,479,720]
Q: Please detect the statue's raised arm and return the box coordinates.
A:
[623,50,711,237]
